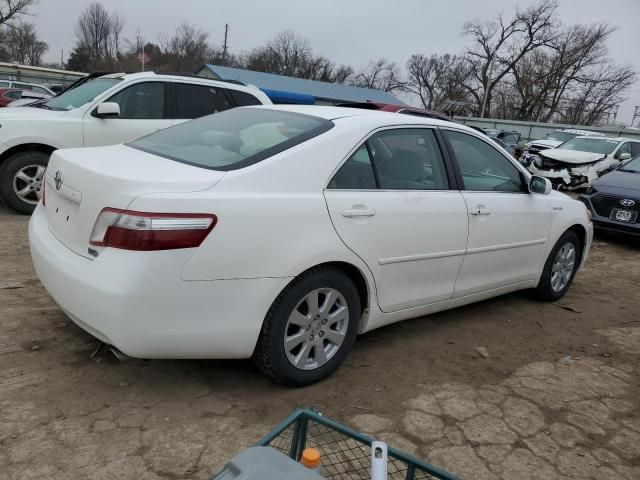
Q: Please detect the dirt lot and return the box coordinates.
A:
[1,203,639,480]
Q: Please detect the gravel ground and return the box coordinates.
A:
[1,203,638,480]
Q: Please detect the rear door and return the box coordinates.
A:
[442,129,551,297]
[82,81,173,147]
[170,82,234,125]
[324,127,468,312]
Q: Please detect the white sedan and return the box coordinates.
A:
[29,105,593,386]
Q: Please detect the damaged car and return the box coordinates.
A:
[524,128,604,158]
[528,136,640,190]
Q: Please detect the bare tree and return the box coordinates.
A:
[4,21,48,65]
[463,0,558,117]
[109,12,124,66]
[406,53,470,109]
[165,22,209,71]
[0,0,33,27]
[351,58,405,93]
[76,2,112,61]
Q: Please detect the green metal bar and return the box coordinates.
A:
[298,410,459,480]
[254,408,304,446]
[290,415,309,461]
[406,464,416,480]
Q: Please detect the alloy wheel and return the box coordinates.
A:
[551,242,576,292]
[13,164,46,205]
[283,288,349,370]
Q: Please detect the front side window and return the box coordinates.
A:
[616,143,631,158]
[444,130,524,192]
[5,90,22,99]
[107,82,166,119]
[173,83,232,119]
[630,143,640,157]
[45,77,121,111]
[129,107,333,171]
[328,129,449,191]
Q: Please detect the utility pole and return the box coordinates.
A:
[222,23,229,64]
[60,50,63,69]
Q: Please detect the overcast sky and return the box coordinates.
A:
[30,0,640,124]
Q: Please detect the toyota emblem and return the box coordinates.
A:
[620,199,635,207]
[54,171,63,191]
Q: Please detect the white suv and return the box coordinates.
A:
[0,72,272,213]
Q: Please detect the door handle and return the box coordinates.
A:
[342,209,376,218]
[470,207,491,216]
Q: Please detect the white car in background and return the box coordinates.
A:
[0,80,54,99]
[525,128,605,157]
[528,136,640,190]
[0,72,271,214]
[29,105,592,386]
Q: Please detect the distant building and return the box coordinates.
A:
[196,64,404,106]
[0,62,85,90]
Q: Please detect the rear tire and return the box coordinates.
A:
[0,150,50,215]
[253,266,360,386]
[534,230,582,301]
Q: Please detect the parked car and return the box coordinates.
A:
[527,136,640,190]
[578,155,640,236]
[0,88,23,107]
[29,105,593,386]
[0,72,271,214]
[0,80,54,99]
[525,128,605,157]
[337,101,452,121]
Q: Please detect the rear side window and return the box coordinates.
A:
[228,89,262,106]
[173,83,233,118]
[129,107,333,171]
[4,90,22,99]
[328,129,449,190]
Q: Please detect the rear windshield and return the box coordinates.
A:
[128,108,333,170]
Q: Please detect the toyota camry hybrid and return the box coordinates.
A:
[29,105,593,386]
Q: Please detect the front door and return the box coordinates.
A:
[324,128,469,313]
[83,81,173,147]
[442,129,552,297]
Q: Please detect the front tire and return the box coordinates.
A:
[0,150,50,214]
[253,266,360,386]
[534,230,582,301]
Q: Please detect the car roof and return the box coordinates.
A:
[246,104,477,132]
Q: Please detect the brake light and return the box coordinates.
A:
[89,208,217,251]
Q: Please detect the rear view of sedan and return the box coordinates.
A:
[30,106,592,386]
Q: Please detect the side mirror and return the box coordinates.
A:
[529,175,552,195]
[618,152,632,161]
[94,102,120,118]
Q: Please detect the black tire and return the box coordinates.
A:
[534,230,582,301]
[253,266,360,387]
[0,150,50,215]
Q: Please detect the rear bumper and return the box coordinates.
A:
[29,203,291,359]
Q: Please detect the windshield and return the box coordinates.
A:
[558,138,618,155]
[129,108,333,171]
[620,156,640,172]
[544,131,576,142]
[45,78,121,111]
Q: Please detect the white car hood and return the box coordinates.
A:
[0,106,67,120]
[540,149,607,164]
[530,139,562,149]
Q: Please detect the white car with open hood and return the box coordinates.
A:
[29,105,593,385]
[528,136,640,190]
[525,129,604,157]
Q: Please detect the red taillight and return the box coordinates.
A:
[89,208,217,251]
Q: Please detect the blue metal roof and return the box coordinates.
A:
[198,64,405,105]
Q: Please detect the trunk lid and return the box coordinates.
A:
[44,144,225,258]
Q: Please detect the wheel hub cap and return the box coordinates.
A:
[551,242,576,293]
[284,288,349,371]
[13,164,46,205]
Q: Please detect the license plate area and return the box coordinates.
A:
[610,208,637,224]
[45,176,81,238]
